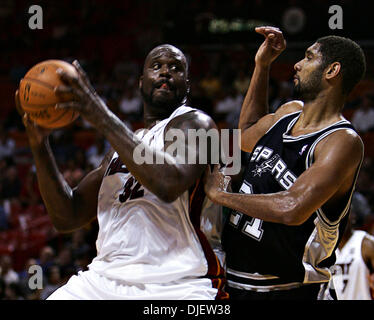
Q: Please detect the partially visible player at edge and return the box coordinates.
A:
[321,211,374,300]
[15,44,228,300]
[204,26,366,300]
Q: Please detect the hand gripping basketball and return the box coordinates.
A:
[55,60,108,125]
[18,60,80,129]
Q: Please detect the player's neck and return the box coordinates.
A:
[143,104,177,129]
[291,93,345,135]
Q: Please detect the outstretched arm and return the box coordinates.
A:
[204,130,363,226]
[239,26,287,152]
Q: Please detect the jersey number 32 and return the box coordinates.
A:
[119,177,144,203]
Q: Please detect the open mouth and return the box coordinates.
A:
[154,80,173,92]
[159,83,170,90]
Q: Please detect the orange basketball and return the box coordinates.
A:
[18,60,80,129]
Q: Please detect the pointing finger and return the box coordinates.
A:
[72,60,97,94]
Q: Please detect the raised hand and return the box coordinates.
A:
[254,26,286,67]
[15,90,52,147]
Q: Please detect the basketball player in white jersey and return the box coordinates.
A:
[324,211,374,300]
[15,44,227,299]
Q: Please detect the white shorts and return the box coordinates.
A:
[47,269,218,300]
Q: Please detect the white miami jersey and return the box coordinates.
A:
[332,231,372,300]
[88,105,226,295]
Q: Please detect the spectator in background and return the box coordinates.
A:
[0,278,5,299]
[0,203,8,231]
[214,86,243,124]
[18,258,42,300]
[86,133,111,169]
[355,157,374,210]
[68,229,97,273]
[37,246,55,274]
[189,79,214,116]
[0,158,14,227]
[1,165,21,200]
[68,229,92,261]
[73,149,88,173]
[351,191,372,227]
[74,248,92,273]
[62,150,87,188]
[55,246,76,282]
[352,94,374,133]
[3,282,24,300]
[234,70,251,96]
[0,126,15,160]
[113,58,140,90]
[50,129,79,166]
[40,265,63,300]
[269,80,293,112]
[118,84,142,122]
[199,70,222,101]
[19,166,42,206]
[63,165,85,188]
[0,255,19,285]
[0,157,10,180]
[0,184,10,231]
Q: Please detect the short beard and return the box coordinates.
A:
[294,66,324,102]
[140,86,185,112]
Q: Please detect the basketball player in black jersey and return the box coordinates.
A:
[204,26,366,300]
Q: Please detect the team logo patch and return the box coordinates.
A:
[252,155,280,177]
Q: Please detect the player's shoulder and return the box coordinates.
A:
[314,123,364,166]
[362,232,374,261]
[363,232,374,245]
[168,107,217,131]
[273,100,303,120]
[322,124,363,151]
[261,100,303,131]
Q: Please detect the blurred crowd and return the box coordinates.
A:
[1,0,374,300]
[1,64,374,300]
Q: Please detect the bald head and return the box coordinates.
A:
[140,44,190,114]
[144,44,189,76]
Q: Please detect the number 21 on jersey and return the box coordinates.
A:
[229,182,264,241]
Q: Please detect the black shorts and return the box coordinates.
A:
[227,283,322,300]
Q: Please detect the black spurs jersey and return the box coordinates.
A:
[222,111,363,292]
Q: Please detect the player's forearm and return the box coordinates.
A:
[238,64,271,130]
[208,189,305,226]
[29,138,77,230]
[89,109,193,202]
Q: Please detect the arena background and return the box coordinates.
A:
[0,0,373,300]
